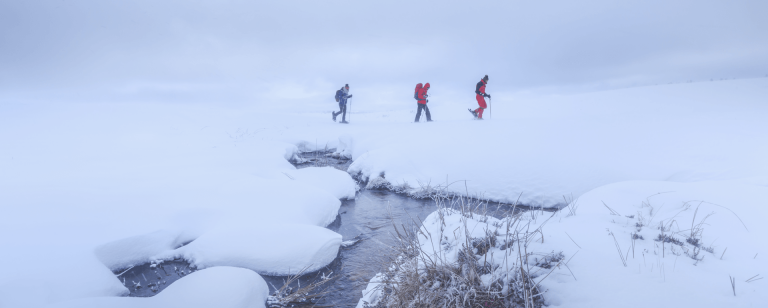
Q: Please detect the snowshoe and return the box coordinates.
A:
[332,112,337,122]
[340,120,349,124]
[468,108,478,119]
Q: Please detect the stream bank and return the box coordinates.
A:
[116,150,539,307]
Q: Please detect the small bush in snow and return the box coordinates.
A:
[361,194,559,308]
[266,266,336,308]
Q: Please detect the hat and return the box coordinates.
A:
[482,75,489,82]
[345,84,349,88]
[424,82,430,88]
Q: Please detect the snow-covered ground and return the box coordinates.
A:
[341,79,768,206]
[47,267,268,308]
[355,179,768,307]
[1,78,766,307]
[0,103,354,307]
[536,179,768,307]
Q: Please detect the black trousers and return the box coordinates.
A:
[333,102,347,121]
[415,103,431,122]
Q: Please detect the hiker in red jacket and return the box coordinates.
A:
[469,75,490,120]
[415,82,432,122]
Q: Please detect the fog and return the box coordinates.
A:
[2,0,766,106]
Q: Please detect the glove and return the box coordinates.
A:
[423,94,428,98]
[484,94,491,98]
[426,99,429,103]
[347,95,353,98]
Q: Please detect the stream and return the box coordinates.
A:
[276,151,529,307]
[116,150,533,307]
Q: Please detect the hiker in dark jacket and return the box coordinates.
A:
[333,84,353,123]
[414,83,432,122]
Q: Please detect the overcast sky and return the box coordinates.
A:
[1,0,766,105]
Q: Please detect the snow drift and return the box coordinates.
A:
[46,267,269,308]
[158,224,342,276]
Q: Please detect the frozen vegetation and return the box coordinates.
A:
[0,79,766,307]
[357,180,768,307]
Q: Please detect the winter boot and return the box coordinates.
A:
[332,111,337,122]
[468,108,478,119]
[340,120,349,124]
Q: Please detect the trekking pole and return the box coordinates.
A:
[348,97,351,122]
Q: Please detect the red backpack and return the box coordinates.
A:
[414,83,423,100]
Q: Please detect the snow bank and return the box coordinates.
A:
[86,178,344,277]
[534,179,768,307]
[355,273,385,308]
[159,224,342,276]
[0,103,353,307]
[47,267,268,308]
[0,252,129,308]
[250,179,343,227]
[285,166,357,200]
[94,229,189,271]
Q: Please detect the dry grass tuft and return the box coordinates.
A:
[361,194,559,308]
[266,266,337,308]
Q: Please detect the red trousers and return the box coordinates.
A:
[475,94,487,118]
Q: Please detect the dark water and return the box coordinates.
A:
[256,190,438,307]
[116,150,532,306]
[276,151,526,307]
[292,150,354,171]
[114,259,196,297]
[309,190,441,307]
[265,189,528,307]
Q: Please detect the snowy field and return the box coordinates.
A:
[1,78,766,307]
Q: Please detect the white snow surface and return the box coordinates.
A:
[1,78,766,307]
[358,178,768,307]
[355,273,385,308]
[285,166,357,200]
[46,267,268,308]
[157,223,342,275]
[94,229,192,271]
[0,104,351,306]
[533,179,768,307]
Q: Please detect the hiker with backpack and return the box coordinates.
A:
[414,82,432,122]
[332,84,353,123]
[469,75,490,120]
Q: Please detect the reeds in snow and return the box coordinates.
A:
[361,193,560,308]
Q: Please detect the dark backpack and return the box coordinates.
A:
[335,89,342,102]
[414,83,423,100]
